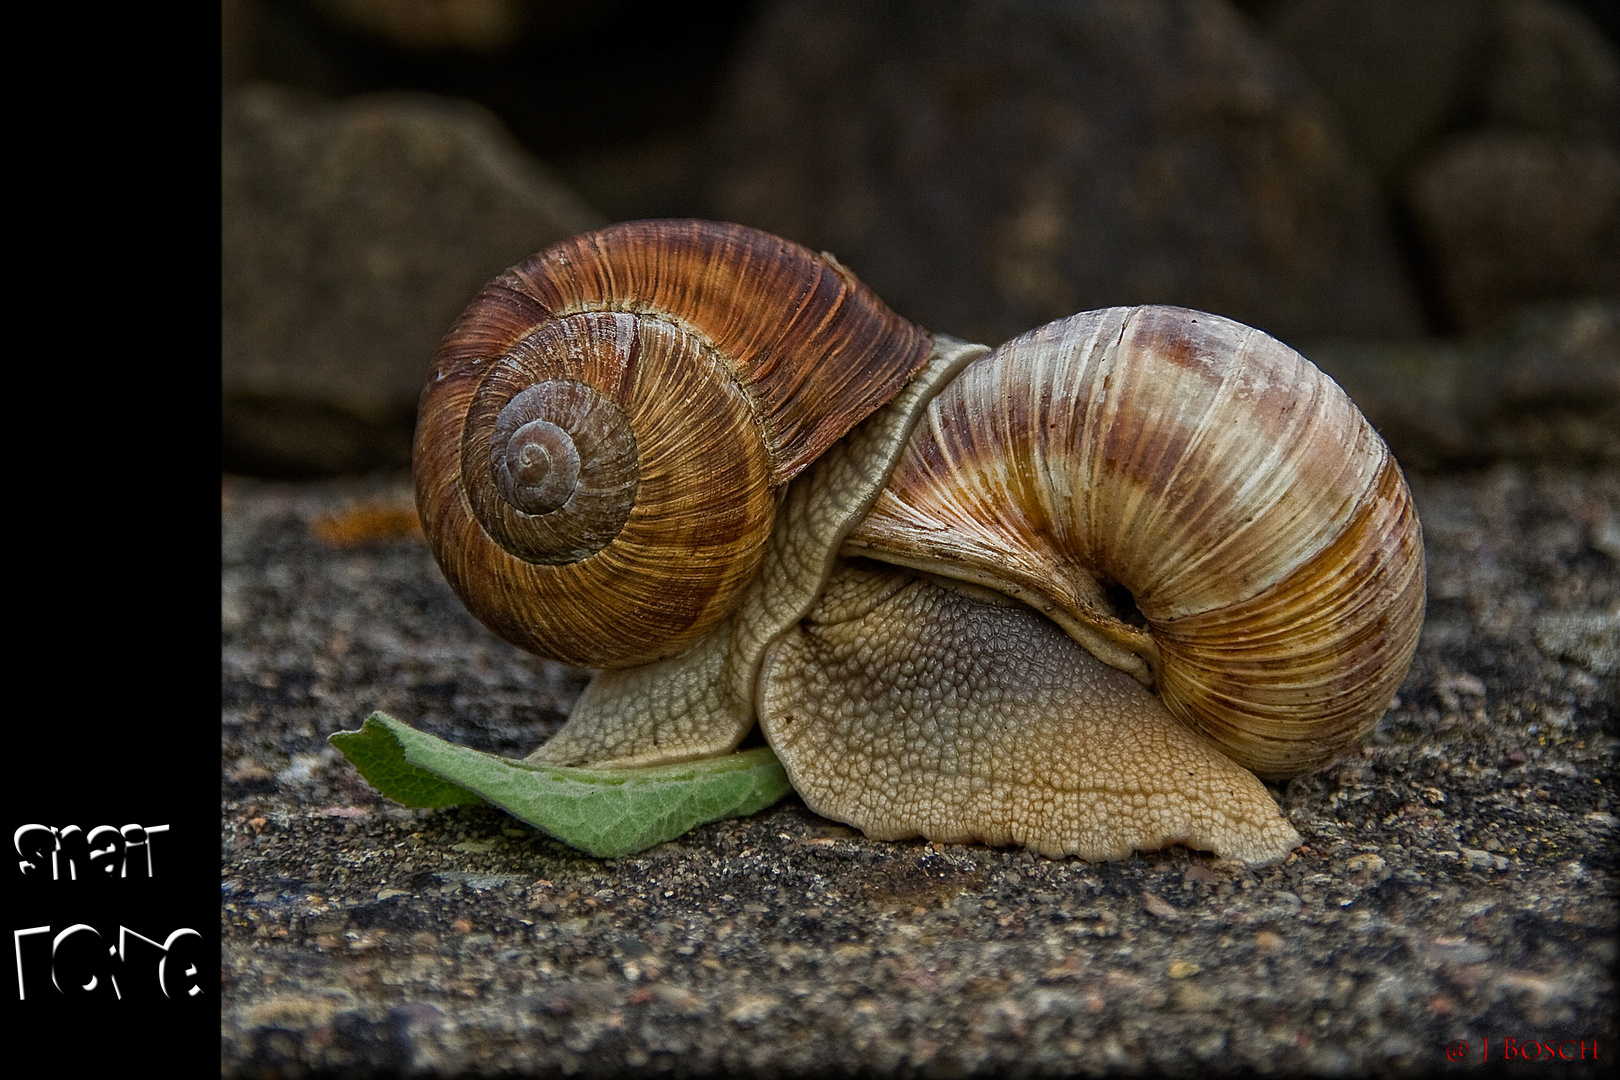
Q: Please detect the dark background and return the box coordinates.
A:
[222,0,1620,478]
[225,0,1618,281]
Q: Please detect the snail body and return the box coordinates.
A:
[416,220,1425,864]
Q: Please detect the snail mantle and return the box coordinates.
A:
[333,220,1425,867]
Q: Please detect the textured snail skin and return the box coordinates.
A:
[759,565,1303,864]
[416,224,1425,865]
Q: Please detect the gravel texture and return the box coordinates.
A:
[220,464,1617,1077]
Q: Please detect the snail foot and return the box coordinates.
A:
[758,562,1303,866]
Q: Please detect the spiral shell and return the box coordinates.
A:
[846,306,1426,778]
[415,220,934,668]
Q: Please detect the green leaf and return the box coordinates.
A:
[329,712,792,858]
[329,716,488,809]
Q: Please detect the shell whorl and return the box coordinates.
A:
[416,220,934,668]
[847,306,1426,778]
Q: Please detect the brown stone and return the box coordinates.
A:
[222,85,602,476]
[705,0,1425,346]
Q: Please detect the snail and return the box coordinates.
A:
[415,219,1425,866]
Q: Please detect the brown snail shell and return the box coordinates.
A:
[844,305,1426,779]
[415,220,934,668]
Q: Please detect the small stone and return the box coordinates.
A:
[1459,847,1505,870]
[1429,937,1492,964]
[1183,864,1221,887]
[1345,853,1388,876]
[727,994,779,1026]
[1534,611,1620,677]
[1141,893,1180,920]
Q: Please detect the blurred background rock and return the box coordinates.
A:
[222,0,1619,477]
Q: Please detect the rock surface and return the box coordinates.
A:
[1308,300,1620,470]
[221,463,1617,1075]
[222,85,603,476]
[1407,136,1619,334]
[704,0,1425,347]
[1259,0,1489,184]
[1257,0,1620,333]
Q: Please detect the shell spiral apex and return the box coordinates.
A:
[413,219,934,669]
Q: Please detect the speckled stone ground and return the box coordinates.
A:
[220,463,1617,1077]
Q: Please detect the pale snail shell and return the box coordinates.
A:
[843,306,1426,779]
[415,219,1426,861]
